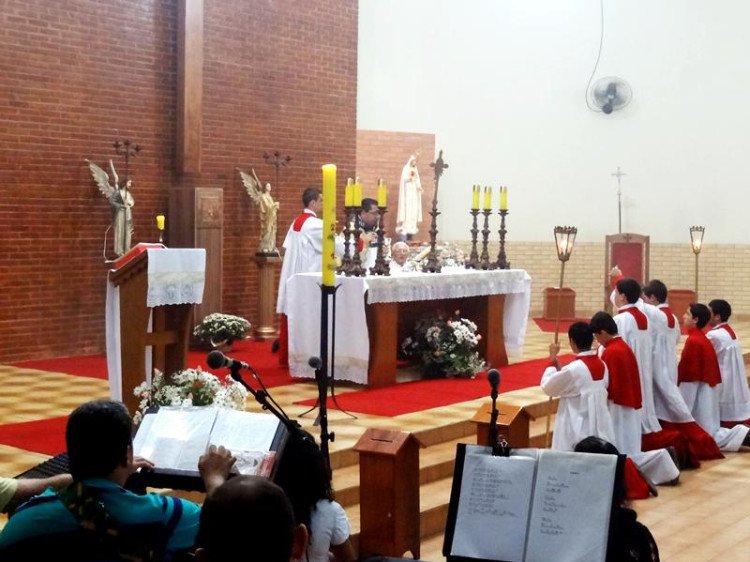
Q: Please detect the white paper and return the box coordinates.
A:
[525,450,615,562]
[451,453,537,561]
[208,410,281,475]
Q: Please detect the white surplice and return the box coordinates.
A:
[276,210,323,315]
[706,323,750,423]
[541,351,615,452]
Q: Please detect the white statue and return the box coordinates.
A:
[239,168,280,255]
[86,159,134,257]
[397,153,423,240]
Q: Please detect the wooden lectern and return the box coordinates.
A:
[354,428,425,560]
[471,402,534,448]
[109,251,196,414]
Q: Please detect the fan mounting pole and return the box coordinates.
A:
[611,166,626,234]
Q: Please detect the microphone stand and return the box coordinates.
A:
[488,384,500,456]
[228,363,303,439]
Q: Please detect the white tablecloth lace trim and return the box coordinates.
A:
[146,248,206,307]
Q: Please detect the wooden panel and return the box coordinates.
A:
[195,188,223,324]
[604,233,650,311]
[176,0,203,174]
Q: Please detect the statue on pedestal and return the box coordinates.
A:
[239,168,280,255]
[86,159,134,257]
[397,153,423,240]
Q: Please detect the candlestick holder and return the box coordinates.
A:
[465,209,481,269]
[479,209,495,270]
[348,220,367,277]
[369,207,391,276]
[494,209,510,269]
[337,207,357,275]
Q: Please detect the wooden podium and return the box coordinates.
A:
[471,402,534,448]
[354,428,425,559]
[108,250,201,414]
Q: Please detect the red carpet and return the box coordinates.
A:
[0,416,68,456]
[10,339,296,388]
[294,354,575,417]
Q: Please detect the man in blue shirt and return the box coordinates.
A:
[0,399,236,560]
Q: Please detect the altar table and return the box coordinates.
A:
[286,268,531,386]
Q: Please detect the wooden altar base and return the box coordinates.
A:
[365,294,507,389]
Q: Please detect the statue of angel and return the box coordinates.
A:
[238,168,280,255]
[86,159,134,257]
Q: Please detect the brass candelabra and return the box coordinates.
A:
[369,207,390,276]
[465,209,481,269]
[479,209,494,270]
[495,209,510,269]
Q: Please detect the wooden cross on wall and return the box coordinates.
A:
[177,0,204,174]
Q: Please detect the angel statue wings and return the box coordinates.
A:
[238,168,280,255]
[86,158,134,258]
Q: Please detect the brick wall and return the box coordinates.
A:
[0,0,358,362]
[356,130,435,243]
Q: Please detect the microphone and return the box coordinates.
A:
[207,350,250,371]
[487,368,500,400]
[308,356,322,370]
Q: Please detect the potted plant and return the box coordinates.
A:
[193,312,252,348]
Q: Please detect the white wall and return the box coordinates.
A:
[357,0,750,243]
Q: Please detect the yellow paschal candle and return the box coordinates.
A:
[471,185,480,210]
[344,178,353,207]
[483,186,492,210]
[321,164,337,286]
[156,214,165,230]
[500,186,508,210]
[377,179,387,207]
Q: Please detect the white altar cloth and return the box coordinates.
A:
[106,248,206,400]
[287,268,532,385]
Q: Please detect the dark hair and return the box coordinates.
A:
[272,431,333,535]
[708,299,732,322]
[642,279,668,303]
[590,311,618,335]
[196,476,296,562]
[574,436,626,508]
[302,187,321,208]
[689,303,711,329]
[361,198,378,212]
[615,278,642,304]
[568,321,593,350]
[66,400,132,481]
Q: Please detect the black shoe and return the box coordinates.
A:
[742,429,750,447]
[271,339,280,353]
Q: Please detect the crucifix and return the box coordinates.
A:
[611,166,627,234]
[113,138,142,181]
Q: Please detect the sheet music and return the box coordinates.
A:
[525,450,615,562]
[450,452,537,561]
[133,407,218,474]
[208,410,281,475]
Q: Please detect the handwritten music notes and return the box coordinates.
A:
[448,446,616,562]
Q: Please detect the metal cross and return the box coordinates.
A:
[611,166,626,234]
[263,150,292,195]
[113,139,141,181]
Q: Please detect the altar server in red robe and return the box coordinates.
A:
[641,281,722,461]
[707,299,750,426]
[276,188,324,366]
[541,322,615,452]
[591,312,681,485]
[678,303,750,451]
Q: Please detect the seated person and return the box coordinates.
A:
[195,475,308,562]
[0,399,236,560]
[273,431,355,562]
[389,241,410,272]
[574,436,660,562]
[541,322,615,451]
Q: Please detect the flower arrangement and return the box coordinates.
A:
[401,310,485,378]
[132,368,248,425]
[193,313,252,347]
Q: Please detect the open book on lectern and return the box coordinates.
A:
[443,444,617,562]
[133,407,285,480]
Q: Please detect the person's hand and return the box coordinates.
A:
[199,445,236,494]
[609,265,622,277]
[134,456,155,472]
[548,342,560,362]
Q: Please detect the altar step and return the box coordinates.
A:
[329,390,559,557]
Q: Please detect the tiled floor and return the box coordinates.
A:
[2,318,750,560]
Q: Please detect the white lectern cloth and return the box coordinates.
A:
[106,248,206,400]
